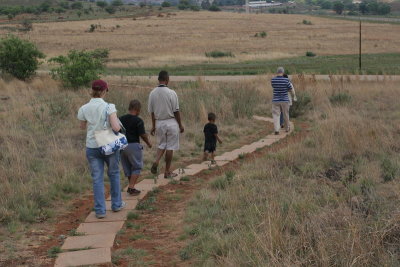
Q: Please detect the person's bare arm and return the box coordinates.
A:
[290,85,297,102]
[174,111,184,133]
[215,133,222,144]
[109,112,121,132]
[150,112,156,136]
[80,121,87,130]
[140,134,152,148]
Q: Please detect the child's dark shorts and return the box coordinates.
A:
[204,142,216,153]
[121,143,143,176]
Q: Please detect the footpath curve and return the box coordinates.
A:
[54,116,293,267]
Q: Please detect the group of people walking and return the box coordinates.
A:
[78,68,294,219]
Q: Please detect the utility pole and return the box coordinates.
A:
[246,0,249,14]
[359,18,362,71]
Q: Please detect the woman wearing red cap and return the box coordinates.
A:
[77,80,125,219]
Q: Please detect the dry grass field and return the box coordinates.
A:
[2,11,400,69]
[176,78,400,266]
[1,74,399,265]
[0,75,270,264]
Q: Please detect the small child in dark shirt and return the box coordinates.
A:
[203,112,222,163]
[120,100,152,196]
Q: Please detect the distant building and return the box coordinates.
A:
[246,1,282,8]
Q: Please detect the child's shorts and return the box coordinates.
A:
[204,142,216,153]
[121,143,143,176]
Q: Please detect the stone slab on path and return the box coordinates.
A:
[77,221,124,235]
[216,160,230,167]
[106,199,138,211]
[85,209,129,223]
[61,234,115,250]
[55,247,111,267]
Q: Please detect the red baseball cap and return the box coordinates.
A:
[92,80,108,91]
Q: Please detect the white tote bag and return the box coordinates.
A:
[94,104,128,155]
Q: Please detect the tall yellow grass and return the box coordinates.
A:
[182,78,400,266]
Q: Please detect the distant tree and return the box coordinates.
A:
[55,7,66,14]
[162,1,171,7]
[320,1,332,9]
[59,1,70,9]
[359,1,368,14]
[96,1,108,8]
[71,2,83,10]
[201,0,211,9]
[209,4,221,11]
[178,0,190,9]
[105,6,116,14]
[77,11,82,17]
[0,35,45,80]
[39,1,51,12]
[345,2,356,11]
[333,1,344,14]
[139,2,146,7]
[377,2,390,15]
[111,0,124,6]
[190,5,200,11]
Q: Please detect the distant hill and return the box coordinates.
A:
[0,0,48,6]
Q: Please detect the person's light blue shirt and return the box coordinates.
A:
[77,98,117,148]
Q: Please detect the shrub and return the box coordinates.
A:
[112,0,124,6]
[190,5,200,11]
[333,1,344,14]
[21,20,33,31]
[96,1,108,8]
[329,92,352,105]
[260,31,267,38]
[59,1,70,9]
[205,50,234,58]
[162,1,171,7]
[289,91,312,118]
[209,4,221,11]
[50,49,108,89]
[381,158,398,182]
[71,2,83,10]
[0,35,45,80]
[306,51,316,57]
[302,19,312,25]
[105,6,116,14]
[89,24,97,32]
[55,7,66,14]
[201,0,211,9]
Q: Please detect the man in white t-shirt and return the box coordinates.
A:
[148,71,184,178]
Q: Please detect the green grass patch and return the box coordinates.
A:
[127,211,140,220]
[106,53,400,76]
[329,92,352,105]
[205,51,234,58]
[136,196,157,211]
[68,229,85,236]
[129,233,150,241]
[47,246,62,258]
